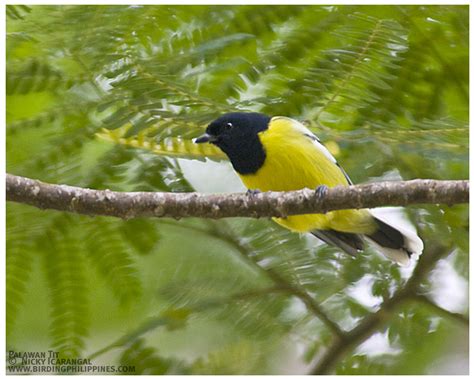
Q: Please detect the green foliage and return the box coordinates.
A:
[119,338,181,375]
[6,5,468,374]
[191,340,269,374]
[6,207,35,340]
[6,5,31,20]
[40,215,90,357]
[84,218,143,304]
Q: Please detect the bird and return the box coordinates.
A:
[194,112,423,265]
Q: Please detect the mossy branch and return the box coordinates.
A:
[6,173,468,219]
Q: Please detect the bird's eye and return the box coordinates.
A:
[225,122,233,130]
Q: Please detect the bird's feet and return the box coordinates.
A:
[246,189,261,196]
[315,185,328,199]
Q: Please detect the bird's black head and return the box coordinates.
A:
[195,112,271,175]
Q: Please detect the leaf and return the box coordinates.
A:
[96,127,226,161]
[191,340,267,374]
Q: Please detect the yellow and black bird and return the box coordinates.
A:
[195,112,423,265]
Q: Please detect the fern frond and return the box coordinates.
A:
[83,218,143,305]
[233,8,344,101]
[313,17,407,124]
[119,338,175,375]
[96,127,226,161]
[158,263,291,338]
[6,5,31,20]
[332,118,468,169]
[119,218,161,256]
[191,340,268,374]
[97,66,234,139]
[89,309,193,361]
[6,210,34,339]
[6,101,97,135]
[40,215,89,357]
[18,121,100,183]
[6,204,58,341]
[7,60,86,95]
[85,147,136,190]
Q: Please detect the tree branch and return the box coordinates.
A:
[88,286,289,361]
[9,168,464,372]
[308,243,460,374]
[411,294,469,326]
[203,221,346,338]
[6,174,469,219]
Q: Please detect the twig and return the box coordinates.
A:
[313,19,383,121]
[6,174,469,220]
[206,221,346,338]
[411,294,469,326]
[88,286,288,360]
[6,173,469,368]
[309,243,455,374]
[147,218,345,338]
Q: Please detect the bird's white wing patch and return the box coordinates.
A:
[274,117,353,185]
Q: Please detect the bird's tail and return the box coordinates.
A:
[311,229,364,257]
[310,215,423,266]
[364,216,423,266]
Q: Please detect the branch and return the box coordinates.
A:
[308,243,458,374]
[88,286,288,361]
[203,221,346,338]
[6,174,469,219]
[411,294,469,326]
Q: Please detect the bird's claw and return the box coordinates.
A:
[315,185,328,199]
[246,189,261,196]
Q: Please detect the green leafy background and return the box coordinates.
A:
[6,5,468,374]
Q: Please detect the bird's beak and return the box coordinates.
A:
[194,133,217,144]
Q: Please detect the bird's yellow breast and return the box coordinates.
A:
[238,117,375,234]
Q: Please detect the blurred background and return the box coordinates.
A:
[6,5,468,374]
